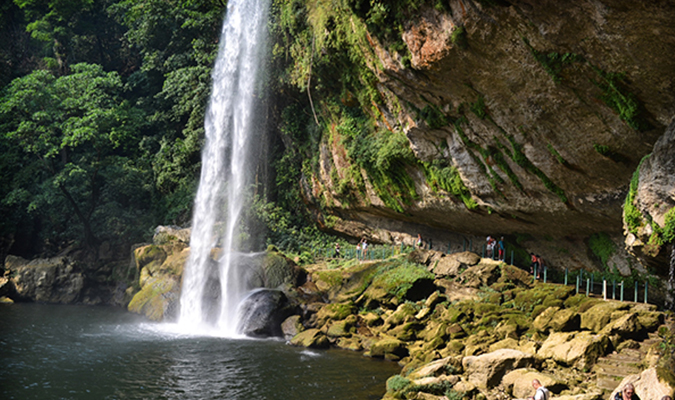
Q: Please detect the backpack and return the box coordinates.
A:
[536,387,550,400]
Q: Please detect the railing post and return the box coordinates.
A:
[620,281,624,301]
[612,280,616,300]
[447,242,451,254]
[543,266,547,283]
[644,281,648,304]
[586,278,590,296]
[603,279,607,301]
[564,268,568,286]
[576,275,580,294]
[533,265,538,281]
[634,282,638,303]
[590,275,594,294]
[510,251,514,266]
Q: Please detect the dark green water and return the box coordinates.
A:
[0,303,399,400]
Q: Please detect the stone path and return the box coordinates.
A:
[593,332,661,392]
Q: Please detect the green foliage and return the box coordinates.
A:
[386,374,411,393]
[369,260,435,300]
[470,95,487,119]
[547,143,567,165]
[0,63,152,248]
[422,160,476,210]
[624,155,650,235]
[588,232,616,269]
[522,38,584,83]
[591,67,650,131]
[419,103,449,129]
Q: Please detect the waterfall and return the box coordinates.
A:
[178,0,269,336]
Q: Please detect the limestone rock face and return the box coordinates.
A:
[299,0,675,279]
[5,255,84,304]
[290,328,329,348]
[462,349,536,389]
[624,119,675,273]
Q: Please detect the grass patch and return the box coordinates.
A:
[587,232,616,269]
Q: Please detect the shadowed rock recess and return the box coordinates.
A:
[271,0,675,282]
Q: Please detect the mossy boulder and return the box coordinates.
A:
[462,349,536,389]
[316,302,356,325]
[291,328,329,348]
[134,245,167,272]
[370,337,409,360]
[537,331,610,370]
[383,302,418,330]
[498,264,534,288]
[327,315,357,338]
[580,301,631,333]
[636,311,664,332]
[281,315,304,340]
[457,261,501,288]
[261,249,305,288]
[364,261,437,303]
[127,274,180,321]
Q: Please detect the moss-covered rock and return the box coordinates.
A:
[127,274,180,321]
[580,301,631,333]
[262,249,305,288]
[370,337,409,360]
[462,349,536,389]
[316,302,355,325]
[290,328,329,348]
[537,331,610,370]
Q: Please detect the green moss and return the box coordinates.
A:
[451,26,468,50]
[624,155,651,235]
[419,103,449,129]
[591,67,650,131]
[422,160,477,210]
[470,95,487,120]
[386,374,412,393]
[522,38,584,83]
[547,143,567,165]
[369,261,435,300]
[316,270,343,287]
[505,135,567,203]
[588,232,616,269]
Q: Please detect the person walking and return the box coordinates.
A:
[614,383,641,400]
[498,237,505,261]
[527,379,550,400]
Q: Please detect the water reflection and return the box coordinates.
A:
[0,304,399,400]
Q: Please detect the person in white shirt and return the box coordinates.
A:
[528,379,550,400]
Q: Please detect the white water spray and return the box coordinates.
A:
[178,0,269,336]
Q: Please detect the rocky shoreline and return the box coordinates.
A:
[2,229,673,400]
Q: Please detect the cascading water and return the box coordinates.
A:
[178,0,269,336]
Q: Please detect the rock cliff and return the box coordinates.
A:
[279,0,675,278]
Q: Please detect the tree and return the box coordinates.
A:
[0,63,150,251]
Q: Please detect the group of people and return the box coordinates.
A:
[485,235,505,261]
[527,380,672,400]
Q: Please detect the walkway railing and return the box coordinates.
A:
[311,241,653,304]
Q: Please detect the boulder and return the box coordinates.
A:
[502,368,567,399]
[290,328,329,348]
[6,255,84,304]
[462,349,536,389]
[599,312,641,339]
[281,315,304,341]
[610,367,675,400]
[153,225,191,245]
[237,289,294,338]
[407,356,463,380]
[327,315,357,338]
[430,252,481,278]
[456,260,502,288]
[370,337,409,360]
[260,249,306,288]
[127,274,180,321]
[534,306,580,332]
[580,302,630,333]
[537,331,610,370]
